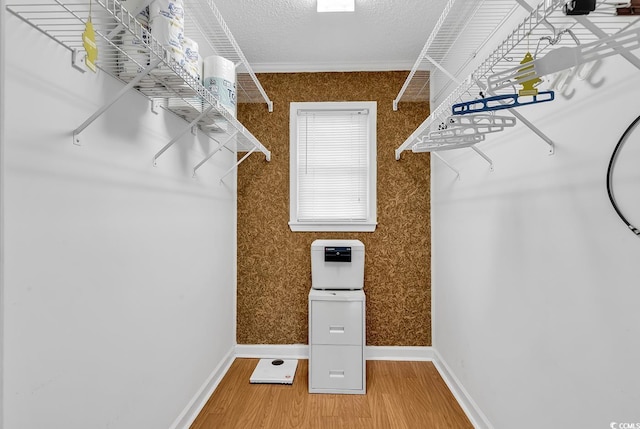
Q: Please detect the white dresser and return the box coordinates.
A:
[308,289,366,394]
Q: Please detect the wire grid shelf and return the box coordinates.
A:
[397,0,640,155]
[6,0,271,157]
[182,0,272,107]
[394,0,519,108]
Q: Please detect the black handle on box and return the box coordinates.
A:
[324,247,352,262]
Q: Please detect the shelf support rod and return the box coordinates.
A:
[203,0,274,111]
[470,145,494,171]
[573,15,640,71]
[510,109,555,154]
[153,104,216,165]
[105,0,154,41]
[514,0,554,33]
[193,131,238,176]
[393,0,456,110]
[432,152,461,180]
[395,116,435,160]
[484,89,555,154]
[394,0,564,159]
[220,147,256,183]
[424,55,464,86]
[73,57,162,145]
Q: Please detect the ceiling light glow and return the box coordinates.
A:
[317,0,355,13]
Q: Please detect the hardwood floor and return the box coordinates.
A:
[190,359,473,429]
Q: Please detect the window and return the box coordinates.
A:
[289,101,377,232]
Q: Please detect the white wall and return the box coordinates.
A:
[2,5,237,429]
[0,0,6,424]
[432,52,640,428]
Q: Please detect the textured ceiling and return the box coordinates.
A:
[212,0,451,72]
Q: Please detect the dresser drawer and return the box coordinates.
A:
[309,345,364,392]
[311,300,363,345]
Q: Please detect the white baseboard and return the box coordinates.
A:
[235,344,309,359]
[366,346,435,361]
[169,346,235,429]
[235,344,435,361]
[193,345,490,429]
[432,349,493,429]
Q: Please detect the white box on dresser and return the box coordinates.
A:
[308,289,366,394]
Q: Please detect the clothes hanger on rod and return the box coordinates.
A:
[451,91,555,115]
[412,135,485,153]
[427,113,517,140]
[487,27,640,93]
[533,19,581,59]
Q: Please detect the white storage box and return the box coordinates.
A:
[311,239,364,290]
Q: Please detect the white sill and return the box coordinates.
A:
[289,222,377,232]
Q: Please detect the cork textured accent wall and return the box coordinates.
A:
[237,72,430,346]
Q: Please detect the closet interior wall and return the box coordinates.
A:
[0,0,6,424]
[2,0,238,427]
[430,2,640,428]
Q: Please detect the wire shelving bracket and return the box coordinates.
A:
[6,0,272,172]
[393,0,520,111]
[470,145,494,171]
[74,57,163,145]
[220,146,256,183]
[193,131,238,176]
[432,153,461,180]
[395,0,565,161]
[183,0,273,111]
[395,0,640,168]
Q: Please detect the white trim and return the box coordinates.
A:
[232,149,238,363]
[250,61,416,74]
[235,344,309,359]
[169,347,235,429]
[366,346,435,361]
[235,345,437,362]
[432,349,494,429]
[183,345,491,429]
[289,101,377,233]
[289,222,377,232]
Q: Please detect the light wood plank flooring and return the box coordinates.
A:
[190,359,473,429]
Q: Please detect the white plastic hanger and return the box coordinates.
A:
[412,134,485,152]
[428,113,516,140]
[446,114,517,128]
[488,27,640,92]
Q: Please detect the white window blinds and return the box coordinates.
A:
[296,109,370,222]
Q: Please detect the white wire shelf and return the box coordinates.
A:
[396,0,640,159]
[393,0,520,110]
[182,0,272,109]
[6,0,271,169]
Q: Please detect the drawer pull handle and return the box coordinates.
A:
[329,370,345,378]
[329,326,345,334]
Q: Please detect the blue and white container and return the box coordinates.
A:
[203,55,237,118]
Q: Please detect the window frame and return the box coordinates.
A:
[289,101,377,232]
